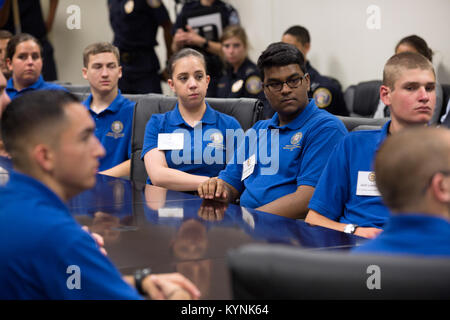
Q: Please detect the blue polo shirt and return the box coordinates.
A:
[308,121,391,228]
[352,214,450,257]
[218,99,347,209]
[6,75,66,100]
[141,102,241,185]
[83,92,135,171]
[0,170,142,299]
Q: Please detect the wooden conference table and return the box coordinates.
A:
[0,157,364,300]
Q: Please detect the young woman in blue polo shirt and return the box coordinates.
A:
[5,33,65,100]
[141,48,241,191]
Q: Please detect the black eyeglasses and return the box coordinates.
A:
[264,73,308,92]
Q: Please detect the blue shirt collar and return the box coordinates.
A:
[376,120,391,149]
[268,98,316,130]
[168,101,217,127]
[6,75,45,93]
[7,170,69,212]
[83,90,125,114]
[386,213,450,232]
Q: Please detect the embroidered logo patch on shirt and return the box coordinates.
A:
[106,121,125,139]
[207,132,225,149]
[283,132,303,151]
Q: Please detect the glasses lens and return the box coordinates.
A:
[267,82,282,91]
[287,77,302,88]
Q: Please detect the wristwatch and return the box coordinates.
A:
[344,224,358,234]
[134,267,152,296]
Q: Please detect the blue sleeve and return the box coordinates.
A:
[141,114,162,159]
[41,223,142,300]
[218,120,251,194]
[297,125,346,187]
[308,137,350,221]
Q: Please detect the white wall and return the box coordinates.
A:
[46,0,450,92]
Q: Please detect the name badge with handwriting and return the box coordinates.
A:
[157,133,184,150]
[241,154,256,181]
[356,171,381,196]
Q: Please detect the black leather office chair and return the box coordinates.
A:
[63,84,92,95]
[228,244,450,300]
[344,80,382,117]
[130,94,264,183]
[337,116,388,132]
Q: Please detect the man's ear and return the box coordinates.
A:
[304,72,311,92]
[82,67,88,80]
[32,144,55,173]
[303,42,311,56]
[380,85,391,106]
[430,173,450,203]
[6,58,12,72]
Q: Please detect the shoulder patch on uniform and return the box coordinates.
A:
[146,0,161,8]
[313,87,332,108]
[245,75,262,95]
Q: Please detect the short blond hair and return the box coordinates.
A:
[383,52,435,90]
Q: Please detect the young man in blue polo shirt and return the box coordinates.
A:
[305,52,437,238]
[353,127,450,257]
[198,42,347,219]
[5,33,65,100]
[0,90,200,299]
[82,42,135,178]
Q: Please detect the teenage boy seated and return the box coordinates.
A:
[197,42,347,219]
[305,52,437,238]
[82,42,134,178]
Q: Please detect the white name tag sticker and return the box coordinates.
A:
[356,171,381,196]
[157,133,184,150]
[241,154,256,181]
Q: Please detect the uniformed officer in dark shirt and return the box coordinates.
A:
[108,0,173,94]
[0,0,59,81]
[282,25,348,116]
[217,25,263,100]
[172,0,239,97]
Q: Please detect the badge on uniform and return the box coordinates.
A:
[245,75,262,95]
[283,131,302,151]
[157,133,184,150]
[241,154,256,181]
[124,0,134,14]
[313,87,332,108]
[356,171,381,196]
[146,0,161,8]
[231,79,243,93]
[207,132,225,149]
[106,121,125,139]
